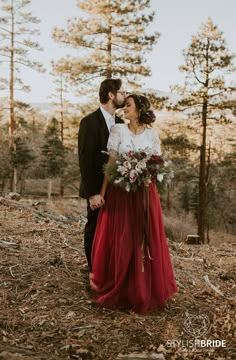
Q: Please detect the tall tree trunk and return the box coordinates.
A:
[205,142,211,243]
[197,39,210,244]
[9,1,16,192]
[60,75,64,197]
[48,179,52,199]
[107,5,112,79]
[197,99,207,243]
[12,168,17,193]
[60,74,64,143]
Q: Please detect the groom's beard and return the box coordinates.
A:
[112,98,126,109]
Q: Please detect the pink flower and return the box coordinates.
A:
[127,150,135,157]
[135,159,147,173]
[117,165,129,176]
[123,161,131,169]
[129,169,138,183]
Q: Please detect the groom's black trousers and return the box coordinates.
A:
[84,201,100,271]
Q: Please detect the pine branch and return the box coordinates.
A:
[0,26,12,34]
[14,59,44,71]
[0,53,11,58]
[192,61,205,86]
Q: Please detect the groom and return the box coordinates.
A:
[78,78,126,271]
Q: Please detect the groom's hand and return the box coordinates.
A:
[89,194,105,210]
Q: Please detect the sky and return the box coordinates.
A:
[1,0,236,103]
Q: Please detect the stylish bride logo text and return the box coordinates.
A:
[166,312,226,349]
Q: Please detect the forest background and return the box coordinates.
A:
[0,0,236,242]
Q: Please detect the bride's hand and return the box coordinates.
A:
[89,194,105,210]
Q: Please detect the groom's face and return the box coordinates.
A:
[112,87,126,109]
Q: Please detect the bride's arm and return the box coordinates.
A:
[100,154,115,198]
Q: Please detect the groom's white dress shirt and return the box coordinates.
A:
[100,106,115,132]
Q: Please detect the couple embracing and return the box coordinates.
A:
[78,78,177,314]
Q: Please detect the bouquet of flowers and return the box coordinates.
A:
[104,150,174,193]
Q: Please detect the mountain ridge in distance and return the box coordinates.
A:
[30,89,179,113]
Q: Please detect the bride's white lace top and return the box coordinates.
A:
[107,124,161,155]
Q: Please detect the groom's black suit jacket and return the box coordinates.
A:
[78,108,123,199]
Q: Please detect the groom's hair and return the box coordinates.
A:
[99,78,122,104]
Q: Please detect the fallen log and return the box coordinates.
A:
[203,275,224,297]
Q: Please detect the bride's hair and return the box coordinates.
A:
[127,94,156,125]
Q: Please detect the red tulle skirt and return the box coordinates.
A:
[91,183,177,313]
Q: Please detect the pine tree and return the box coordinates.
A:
[171,18,235,243]
[11,136,34,193]
[41,118,66,198]
[49,68,74,145]
[52,0,159,91]
[0,130,11,192]
[49,68,75,196]
[0,0,44,191]
[9,101,36,193]
[160,118,199,211]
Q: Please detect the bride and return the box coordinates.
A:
[90,94,177,314]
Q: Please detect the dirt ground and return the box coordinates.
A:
[0,196,235,360]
